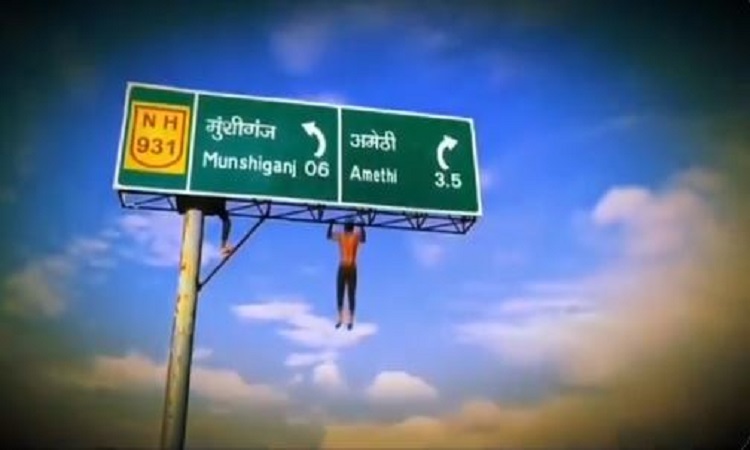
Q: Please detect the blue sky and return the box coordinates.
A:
[1,1,748,448]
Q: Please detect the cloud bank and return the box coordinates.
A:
[323,166,750,448]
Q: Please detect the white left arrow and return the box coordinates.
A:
[302,121,327,158]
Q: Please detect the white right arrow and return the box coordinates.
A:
[436,135,458,171]
[302,121,327,159]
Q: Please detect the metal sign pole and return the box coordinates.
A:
[160,207,204,450]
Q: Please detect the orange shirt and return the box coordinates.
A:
[337,232,361,267]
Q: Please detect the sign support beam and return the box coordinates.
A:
[198,210,268,292]
[118,190,477,235]
[160,207,204,450]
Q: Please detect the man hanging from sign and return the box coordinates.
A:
[327,219,366,330]
[175,195,234,258]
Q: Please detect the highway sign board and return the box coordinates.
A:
[114,82,482,216]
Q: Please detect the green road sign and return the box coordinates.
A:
[114,82,482,216]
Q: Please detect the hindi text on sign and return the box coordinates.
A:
[205,115,278,142]
[349,129,397,151]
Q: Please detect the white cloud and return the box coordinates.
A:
[233,300,310,321]
[321,399,530,448]
[528,114,647,152]
[525,280,589,296]
[72,352,287,409]
[67,236,114,269]
[233,299,377,394]
[327,216,750,450]
[191,365,286,406]
[570,114,643,143]
[193,347,213,361]
[1,235,114,318]
[492,249,527,267]
[270,12,334,75]
[487,51,525,86]
[411,241,446,268]
[1,256,72,318]
[101,227,121,239]
[1,209,228,318]
[289,373,305,386]
[267,2,407,76]
[455,167,736,380]
[365,371,438,403]
[285,351,337,368]
[303,93,347,106]
[233,299,377,351]
[312,361,346,392]
[591,168,722,260]
[591,186,651,225]
[67,237,110,256]
[479,168,496,192]
[116,212,222,268]
[456,307,598,366]
[300,264,322,276]
[78,352,162,388]
[279,319,377,350]
[492,296,594,316]
[2,211,222,318]
[4,338,319,448]
[268,2,466,77]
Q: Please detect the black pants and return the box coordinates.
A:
[336,264,357,315]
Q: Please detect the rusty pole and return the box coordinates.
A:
[160,207,204,450]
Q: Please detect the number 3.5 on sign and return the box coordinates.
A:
[434,171,462,189]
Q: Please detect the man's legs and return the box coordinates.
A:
[335,265,346,328]
[218,210,232,256]
[345,266,357,330]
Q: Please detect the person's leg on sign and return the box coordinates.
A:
[335,264,345,329]
[346,265,357,330]
[216,201,233,258]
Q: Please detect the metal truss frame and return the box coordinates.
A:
[117,190,478,235]
[117,189,478,291]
